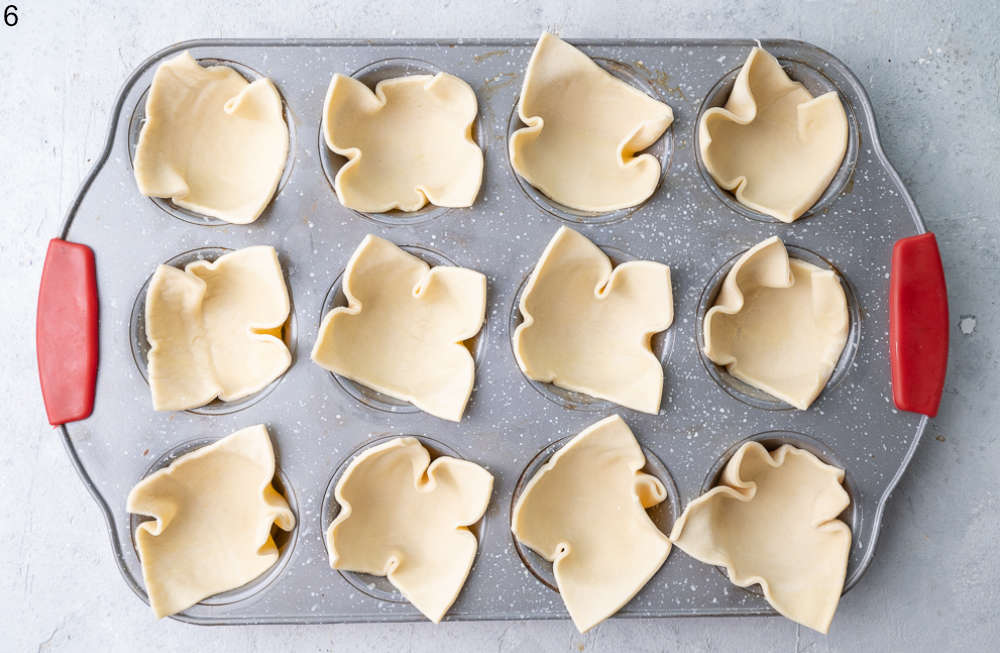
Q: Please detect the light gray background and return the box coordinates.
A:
[2,1,997,650]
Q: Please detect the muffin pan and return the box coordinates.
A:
[39,38,939,624]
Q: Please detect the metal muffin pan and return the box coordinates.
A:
[55,38,927,624]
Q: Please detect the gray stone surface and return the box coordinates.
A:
[1,0,997,650]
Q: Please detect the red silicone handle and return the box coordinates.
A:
[36,239,99,425]
[889,233,948,417]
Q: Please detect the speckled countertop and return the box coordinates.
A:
[2,1,998,651]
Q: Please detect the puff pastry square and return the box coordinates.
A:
[327,437,494,622]
[514,226,673,413]
[704,236,848,410]
[126,424,295,618]
[510,32,674,212]
[511,415,671,632]
[145,245,291,411]
[133,52,288,224]
[699,46,848,222]
[311,235,486,422]
[323,72,483,212]
[670,441,851,633]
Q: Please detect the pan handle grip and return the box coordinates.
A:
[36,239,99,425]
[889,233,948,417]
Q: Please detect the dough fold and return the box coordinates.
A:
[670,441,851,633]
[126,424,295,618]
[699,47,848,222]
[311,235,486,422]
[133,52,288,224]
[511,415,671,632]
[323,72,483,212]
[327,437,494,622]
[514,226,673,413]
[510,32,674,212]
[703,236,848,409]
[146,246,291,411]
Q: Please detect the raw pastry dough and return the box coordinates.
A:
[670,441,851,633]
[133,52,288,224]
[514,226,672,413]
[511,415,671,633]
[146,246,291,411]
[126,424,295,618]
[510,32,674,212]
[326,437,493,622]
[704,237,847,410]
[311,235,486,422]
[323,72,483,212]
[699,46,848,222]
